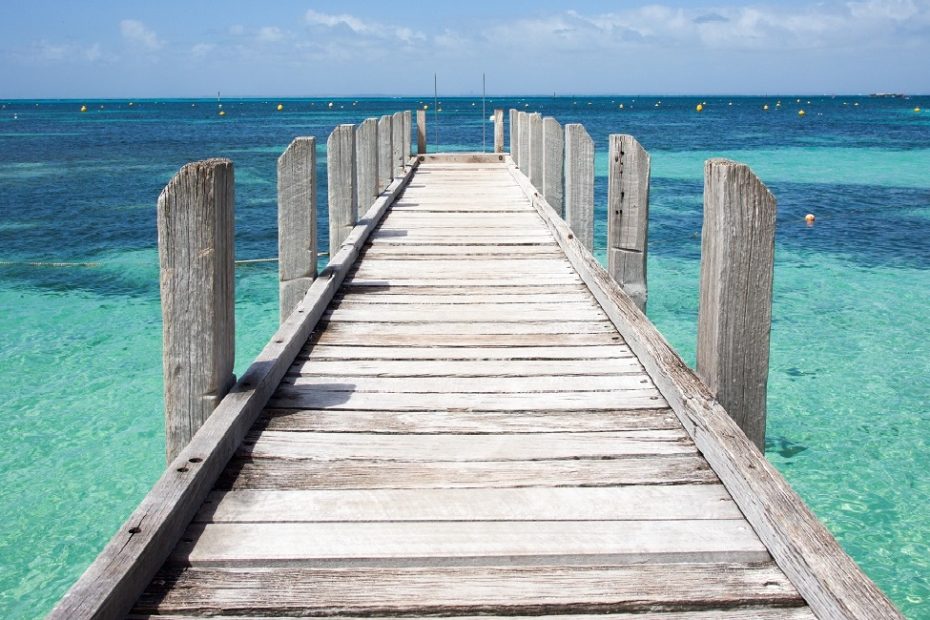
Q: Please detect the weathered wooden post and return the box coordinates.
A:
[527,113,543,188]
[355,118,379,217]
[607,134,651,312]
[277,138,317,323]
[696,159,776,452]
[509,109,518,158]
[542,117,564,216]
[563,123,595,250]
[327,124,357,254]
[157,159,235,462]
[391,111,404,176]
[377,114,393,190]
[493,109,504,153]
[403,110,412,161]
[417,108,427,154]
[518,111,529,171]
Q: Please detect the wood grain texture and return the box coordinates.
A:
[494,108,504,152]
[377,114,393,190]
[326,124,357,255]
[509,159,903,618]
[299,344,630,360]
[157,159,236,463]
[288,359,643,377]
[543,116,565,216]
[402,110,412,161]
[518,110,529,170]
[697,159,776,451]
[391,111,404,176]
[354,118,379,218]
[277,137,317,323]
[416,108,426,154]
[134,563,804,616]
[509,108,517,157]
[564,123,595,250]
[528,112,543,189]
[607,134,650,312]
[130,609,816,620]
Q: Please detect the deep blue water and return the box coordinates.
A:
[1,96,929,618]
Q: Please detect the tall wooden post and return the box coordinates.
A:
[697,159,776,452]
[493,109,504,153]
[355,118,379,217]
[157,158,236,462]
[542,117,564,216]
[528,112,543,189]
[564,123,594,250]
[377,114,393,190]
[277,137,317,323]
[403,110,412,161]
[509,109,518,158]
[327,124,357,255]
[517,111,529,171]
[391,111,404,176]
[607,134,651,312]
[417,109,427,154]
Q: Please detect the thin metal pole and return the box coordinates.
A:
[482,73,487,152]
[434,73,439,151]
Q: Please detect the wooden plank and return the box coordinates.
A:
[46,160,421,620]
[195,485,743,523]
[518,110,529,171]
[563,123,595,250]
[277,137,317,323]
[308,320,618,335]
[607,134,650,312]
[310,331,622,347]
[242,430,691,461]
[354,117,379,217]
[543,116,565,216]
[494,108,504,152]
[360,246,561,257]
[327,124,357,254]
[510,160,905,618]
[324,306,605,322]
[300,344,629,360]
[351,258,571,270]
[509,108,518,156]
[377,114,393,190]
[697,159,776,451]
[333,293,595,304]
[403,110,411,161]
[528,112,543,188]
[257,408,681,433]
[336,283,587,295]
[157,159,236,462]
[288,359,644,378]
[134,563,804,616]
[345,278,584,287]
[416,108,426,154]
[218,454,719,490]
[284,375,655,394]
[391,111,404,175]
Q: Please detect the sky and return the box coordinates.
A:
[2,0,929,98]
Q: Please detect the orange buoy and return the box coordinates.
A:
[805,213,815,224]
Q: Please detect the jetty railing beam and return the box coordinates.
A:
[277,137,317,323]
[509,109,518,158]
[417,109,427,154]
[327,124,358,255]
[607,134,651,312]
[542,117,564,217]
[697,159,776,451]
[377,114,393,190]
[528,112,543,189]
[355,118,379,219]
[563,123,595,250]
[391,111,404,176]
[403,110,412,163]
[158,159,236,463]
[493,109,504,153]
[517,111,529,171]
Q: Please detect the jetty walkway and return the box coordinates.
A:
[51,111,900,619]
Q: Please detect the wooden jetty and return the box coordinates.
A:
[50,110,901,619]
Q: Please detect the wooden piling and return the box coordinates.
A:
[564,123,595,250]
[528,113,543,189]
[157,158,236,462]
[696,159,776,452]
[327,124,357,255]
[377,115,393,190]
[277,137,317,323]
[355,118,379,217]
[391,112,404,176]
[607,134,651,312]
[509,109,518,158]
[417,109,427,154]
[518,111,529,171]
[493,109,504,153]
[542,117,564,217]
[403,110,412,161]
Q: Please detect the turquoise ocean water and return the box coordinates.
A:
[0,96,928,618]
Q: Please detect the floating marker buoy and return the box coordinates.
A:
[728,102,733,106]
[763,104,769,111]
[80,105,87,112]
[696,103,703,112]
[328,102,333,108]
[424,104,429,110]
[276,104,284,111]
[618,103,624,109]
[218,110,226,117]
[915,107,922,113]
[129,102,134,107]
[798,109,806,116]
[805,213,815,224]
[854,102,859,106]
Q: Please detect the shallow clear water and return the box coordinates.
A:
[1,96,928,618]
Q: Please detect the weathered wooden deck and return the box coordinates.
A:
[51,144,901,619]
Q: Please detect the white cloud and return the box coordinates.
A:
[34,40,104,63]
[304,9,425,45]
[257,26,286,43]
[191,43,215,57]
[120,19,162,51]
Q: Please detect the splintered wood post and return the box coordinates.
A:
[607,134,651,312]
[355,118,379,217]
[416,109,427,154]
[509,109,518,158]
[391,112,404,176]
[528,112,543,188]
[543,117,564,216]
[518,111,529,171]
[403,110,412,161]
[697,159,777,452]
[277,137,317,323]
[157,158,235,462]
[564,123,595,250]
[377,114,393,190]
[327,124,357,255]
[493,109,504,153]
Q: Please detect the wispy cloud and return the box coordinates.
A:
[119,19,162,51]
[32,40,104,63]
[304,9,426,45]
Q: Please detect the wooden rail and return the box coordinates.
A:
[49,109,901,620]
